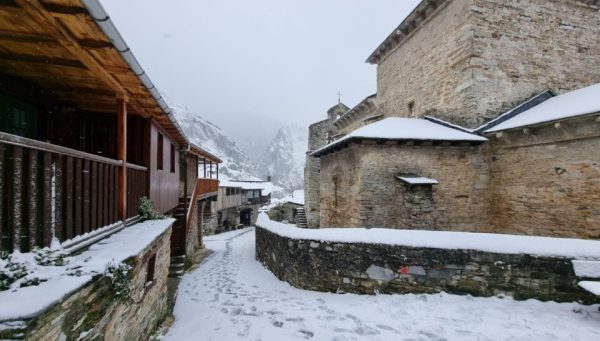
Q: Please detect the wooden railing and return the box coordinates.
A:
[185,178,219,230]
[0,132,147,253]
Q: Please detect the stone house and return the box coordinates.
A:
[215,179,273,232]
[305,0,600,239]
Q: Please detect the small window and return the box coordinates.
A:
[157,133,163,170]
[170,144,176,173]
[146,253,156,288]
[408,101,415,118]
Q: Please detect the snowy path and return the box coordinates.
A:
[163,228,600,341]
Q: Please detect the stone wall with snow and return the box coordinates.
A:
[255,216,600,303]
[0,221,173,340]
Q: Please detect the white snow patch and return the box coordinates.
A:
[0,218,173,321]
[256,213,600,260]
[578,281,600,296]
[163,227,600,341]
[396,176,438,185]
[572,260,600,278]
[485,83,600,132]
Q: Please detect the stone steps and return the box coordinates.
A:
[296,207,308,228]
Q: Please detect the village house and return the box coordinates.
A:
[305,0,600,239]
[215,179,273,232]
[0,0,220,339]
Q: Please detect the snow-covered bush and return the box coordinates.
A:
[0,253,28,291]
[267,203,287,222]
[139,196,164,221]
[104,262,133,304]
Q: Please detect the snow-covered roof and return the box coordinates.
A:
[396,176,438,185]
[220,180,274,196]
[485,83,600,133]
[578,281,600,296]
[282,190,305,205]
[313,117,487,157]
[256,213,600,260]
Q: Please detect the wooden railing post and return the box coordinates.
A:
[117,98,127,222]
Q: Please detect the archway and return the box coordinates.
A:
[240,208,253,226]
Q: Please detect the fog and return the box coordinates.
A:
[100,0,421,158]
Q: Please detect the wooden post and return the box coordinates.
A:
[117,98,127,222]
[216,163,219,179]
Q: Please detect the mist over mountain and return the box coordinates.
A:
[257,125,308,193]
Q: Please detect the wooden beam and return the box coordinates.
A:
[0,30,112,49]
[117,99,127,221]
[42,3,87,15]
[0,52,85,68]
[0,30,55,43]
[14,0,128,98]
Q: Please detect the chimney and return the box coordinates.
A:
[267,175,272,182]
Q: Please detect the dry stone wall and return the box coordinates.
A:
[255,226,598,303]
[1,227,172,341]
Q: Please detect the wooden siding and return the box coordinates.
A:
[148,122,179,213]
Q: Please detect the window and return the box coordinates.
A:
[170,143,176,173]
[146,253,156,288]
[157,133,163,170]
[408,101,415,118]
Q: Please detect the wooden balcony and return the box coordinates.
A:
[0,132,148,253]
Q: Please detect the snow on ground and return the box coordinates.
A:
[0,218,174,321]
[257,213,600,260]
[163,227,600,341]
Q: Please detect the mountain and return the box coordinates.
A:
[169,102,259,181]
[257,125,308,194]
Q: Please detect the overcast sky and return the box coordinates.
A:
[100,0,421,157]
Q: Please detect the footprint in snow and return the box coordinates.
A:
[272,320,284,328]
[298,329,314,339]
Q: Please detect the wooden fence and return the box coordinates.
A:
[0,132,147,253]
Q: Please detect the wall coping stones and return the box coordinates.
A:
[256,213,600,260]
[0,218,175,322]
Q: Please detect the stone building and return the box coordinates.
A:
[305,0,600,239]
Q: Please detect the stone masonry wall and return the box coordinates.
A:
[376,0,600,129]
[305,119,334,228]
[376,0,477,126]
[486,116,600,239]
[320,143,492,231]
[468,0,600,123]
[319,146,363,228]
[9,226,172,341]
[255,226,598,303]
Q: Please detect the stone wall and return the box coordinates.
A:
[319,143,492,231]
[376,0,477,126]
[376,0,600,129]
[305,119,334,228]
[486,115,600,239]
[468,0,600,123]
[255,226,598,303]
[4,227,172,340]
[319,146,363,228]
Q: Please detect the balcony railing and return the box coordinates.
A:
[0,132,147,253]
[185,178,219,230]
